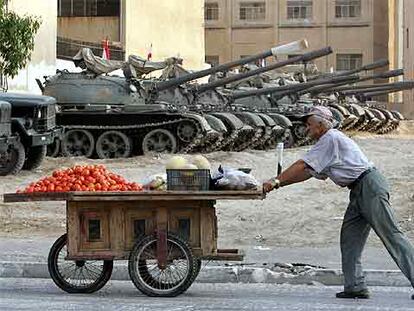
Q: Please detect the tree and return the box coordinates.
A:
[0,0,41,82]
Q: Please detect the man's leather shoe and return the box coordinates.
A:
[336,289,370,299]
[411,293,414,300]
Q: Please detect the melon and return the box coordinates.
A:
[166,156,188,169]
[192,155,211,170]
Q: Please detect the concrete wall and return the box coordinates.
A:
[7,0,57,94]
[124,0,206,71]
[57,17,120,43]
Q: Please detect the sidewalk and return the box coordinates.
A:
[0,237,409,287]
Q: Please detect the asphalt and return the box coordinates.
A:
[0,237,411,287]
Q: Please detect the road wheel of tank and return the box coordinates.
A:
[0,140,25,176]
[177,120,199,143]
[47,138,61,157]
[61,129,95,158]
[142,129,177,155]
[48,234,113,294]
[22,145,47,170]
[96,131,132,159]
[283,129,295,149]
[128,234,196,297]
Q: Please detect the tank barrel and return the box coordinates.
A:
[197,46,333,93]
[232,74,358,100]
[315,69,404,94]
[340,81,414,95]
[308,59,389,81]
[358,87,413,98]
[330,80,414,94]
[357,68,404,82]
[334,59,389,76]
[154,39,308,92]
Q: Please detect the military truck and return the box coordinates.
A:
[0,93,62,175]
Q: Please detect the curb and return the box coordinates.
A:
[0,261,410,287]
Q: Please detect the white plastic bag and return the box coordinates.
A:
[214,167,259,190]
[143,173,167,190]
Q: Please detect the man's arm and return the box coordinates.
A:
[277,159,313,186]
[263,160,312,192]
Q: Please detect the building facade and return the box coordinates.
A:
[388,0,413,118]
[6,0,57,93]
[57,0,206,71]
[205,0,389,75]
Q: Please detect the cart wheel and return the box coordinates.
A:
[48,234,113,293]
[193,258,202,280]
[128,234,196,297]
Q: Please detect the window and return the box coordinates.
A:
[239,2,266,21]
[58,0,120,17]
[287,0,312,19]
[336,54,363,71]
[205,2,219,20]
[205,55,219,66]
[335,0,361,18]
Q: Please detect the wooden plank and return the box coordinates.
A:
[4,190,265,203]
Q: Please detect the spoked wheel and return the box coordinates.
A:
[177,121,199,142]
[48,234,113,293]
[96,130,132,159]
[61,129,95,158]
[142,129,177,155]
[128,234,196,297]
[292,122,307,140]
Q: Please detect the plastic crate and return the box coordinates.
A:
[167,169,210,191]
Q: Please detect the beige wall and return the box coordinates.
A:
[58,17,120,43]
[402,0,414,118]
[124,0,206,71]
[6,0,56,93]
[206,0,386,75]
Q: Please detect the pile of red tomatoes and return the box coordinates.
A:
[18,165,143,193]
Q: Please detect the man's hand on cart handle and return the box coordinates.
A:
[263,177,280,193]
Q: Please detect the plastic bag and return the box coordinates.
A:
[143,173,167,191]
[212,166,259,190]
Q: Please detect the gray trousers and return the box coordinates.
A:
[341,169,414,291]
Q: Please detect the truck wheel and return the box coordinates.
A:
[23,145,47,170]
[0,140,25,176]
[48,234,113,294]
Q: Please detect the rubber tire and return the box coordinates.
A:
[0,140,25,176]
[22,145,47,170]
[47,139,61,157]
[128,234,196,297]
[48,234,113,294]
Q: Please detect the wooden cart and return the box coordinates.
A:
[4,190,265,297]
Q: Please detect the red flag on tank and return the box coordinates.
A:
[102,38,110,60]
[147,43,153,61]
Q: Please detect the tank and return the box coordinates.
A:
[40,41,310,158]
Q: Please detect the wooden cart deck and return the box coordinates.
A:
[3,190,266,296]
[4,190,265,203]
[4,190,265,261]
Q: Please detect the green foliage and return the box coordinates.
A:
[0,0,41,78]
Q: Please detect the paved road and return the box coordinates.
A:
[1,278,413,310]
[0,237,400,269]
